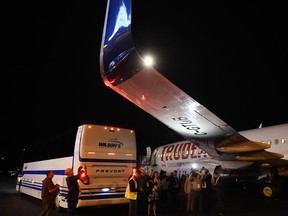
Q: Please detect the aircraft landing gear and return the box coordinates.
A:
[261,183,279,199]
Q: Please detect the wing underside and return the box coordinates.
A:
[99,0,284,166]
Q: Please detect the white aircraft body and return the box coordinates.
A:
[149,123,287,180]
[99,0,288,198]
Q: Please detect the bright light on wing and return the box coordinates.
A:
[143,56,153,66]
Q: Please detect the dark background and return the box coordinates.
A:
[3,0,287,171]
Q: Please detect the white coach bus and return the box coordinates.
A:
[16,124,137,210]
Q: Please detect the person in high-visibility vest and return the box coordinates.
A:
[125,169,140,216]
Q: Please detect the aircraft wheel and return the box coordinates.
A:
[261,183,278,199]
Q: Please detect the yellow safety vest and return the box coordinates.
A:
[125,177,138,200]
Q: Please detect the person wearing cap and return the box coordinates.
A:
[125,169,140,216]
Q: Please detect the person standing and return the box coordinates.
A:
[168,170,179,210]
[178,173,188,210]
[191,171,204,215]
[137,167,150,216]
[159,172,169,206]
[201,167,212,216]
[125,169,140,216]
[65,168,80,216]
[212,171,225,216]
[184,173,194,213]
[39,170,60,216]
[147,171,160,216]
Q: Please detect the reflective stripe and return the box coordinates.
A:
[125,177,137,200]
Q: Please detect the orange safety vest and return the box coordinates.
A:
[125,177,138,200]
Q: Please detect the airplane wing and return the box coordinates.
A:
[99,0,283,165]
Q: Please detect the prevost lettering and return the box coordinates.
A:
[96,169,125,173]
[160,142,208,161]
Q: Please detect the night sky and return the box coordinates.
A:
[4,1,287,171]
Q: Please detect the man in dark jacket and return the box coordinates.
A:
[39,170,60,216]
[212,171,225,216]
[201,167,212,216]
[65,168,80,216]
[168,170,179,209]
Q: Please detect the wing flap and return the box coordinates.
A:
[235,151,284,161]
[216,141,270,153]
[215,133,270,153]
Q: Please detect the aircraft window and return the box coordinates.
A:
[274,139,279,144]
[267,140,272,145]
[282,138,286,144]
